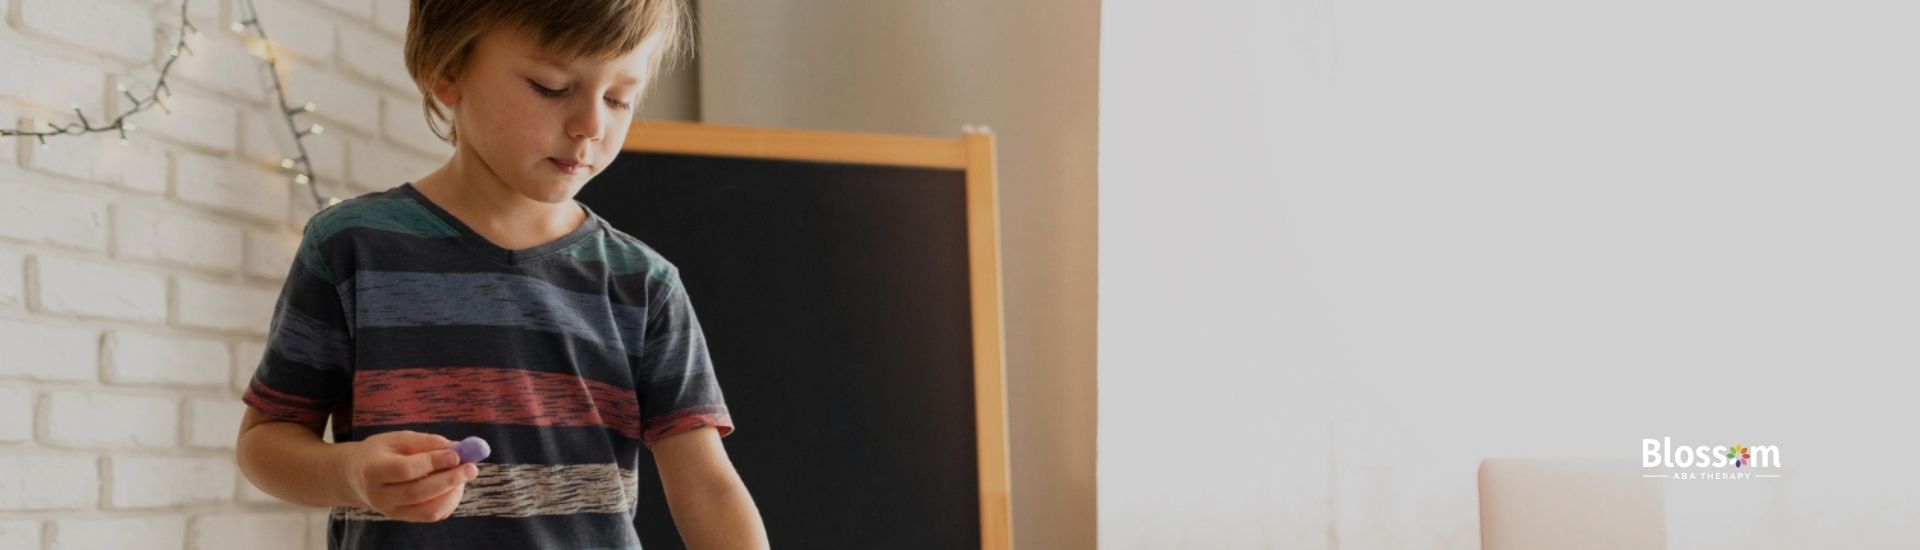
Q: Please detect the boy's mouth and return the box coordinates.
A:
[548,158,589,175]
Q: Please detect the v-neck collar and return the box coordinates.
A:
[398,181,601,265]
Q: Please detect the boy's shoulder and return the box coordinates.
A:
[293,187,456,284]
[301,185,461,249]
[574,221,680,288]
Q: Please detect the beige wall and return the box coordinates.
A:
[636,19,700,123]
[693,2,1100,548]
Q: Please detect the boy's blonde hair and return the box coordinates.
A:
[403,0,691,146]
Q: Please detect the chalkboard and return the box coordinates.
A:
[574,121,1012,550]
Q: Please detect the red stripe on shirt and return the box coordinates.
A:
[352,367,641,439]
[641,404,734,448]
[242,379,334,432]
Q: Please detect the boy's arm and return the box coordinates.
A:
[235,406,364,508]
[653,427,770,550]
[236,406,477,521]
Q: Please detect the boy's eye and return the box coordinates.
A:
[529,80,566,97]
[531,79,633,111]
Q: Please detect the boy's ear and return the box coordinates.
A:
[432,80,461,108]
[430,69,464,108]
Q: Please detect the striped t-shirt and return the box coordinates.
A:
[242,181,734,549]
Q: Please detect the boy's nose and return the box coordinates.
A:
[565,103,606,141]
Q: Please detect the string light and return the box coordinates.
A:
[2,0,193,154]
[1,0,337,212]
[237,0,330,210]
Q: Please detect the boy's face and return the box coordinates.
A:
[434,24,653,204]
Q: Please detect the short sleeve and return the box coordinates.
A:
[636,276,735,448]
[240,226,353,435]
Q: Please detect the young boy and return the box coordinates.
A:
[234,1,769,548]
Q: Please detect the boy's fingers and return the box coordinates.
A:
[386,432,455,454]
[390,464,478,506]
[390,482,466,522]
[378,451,460,482]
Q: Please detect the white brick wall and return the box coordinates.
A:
[42,391,180,449]
[14,0,155,63]
[107,456,238,508]
[0,388,32,442]
[173,277,276,335]
[185,398,246,449]
[104,331,232,387]
[0,318,100,382]
[0,20,110,114]
[338,26,412,94]
[49,516,185,550]
[0,520,42,549]
[0,182,110,253]
[171,150,292,225]
[288,63,382,136]
[0,455,100,510]
[231,341,266,392]
[1,2,439,548]
[0,250,24,307]
[32,255,169,323]
[247,0,336,63]
[111,205,246,273]
[137,91,240,155]
[242,229,297,281]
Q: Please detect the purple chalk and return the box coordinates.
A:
[452,436,491,464]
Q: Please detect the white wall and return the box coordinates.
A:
[0,1,448,548]
[1103,0,1920,548]
[697,3,1101,549]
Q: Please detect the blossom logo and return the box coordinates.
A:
[1726,444,1752,468]
[1641,437,1783,480]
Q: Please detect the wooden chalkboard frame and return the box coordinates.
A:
[622,120,1014,550]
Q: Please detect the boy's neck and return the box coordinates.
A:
[411,148,588,252]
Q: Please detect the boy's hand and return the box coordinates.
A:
[341,431,480,523]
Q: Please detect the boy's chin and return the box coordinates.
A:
[513,179,585,204]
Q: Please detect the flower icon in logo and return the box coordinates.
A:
[1727,444,1751,468]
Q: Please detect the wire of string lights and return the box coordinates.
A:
[0,0,340,210]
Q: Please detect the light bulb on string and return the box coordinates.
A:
[0,0,341,214]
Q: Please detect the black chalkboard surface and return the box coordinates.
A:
[575,121,1012,550]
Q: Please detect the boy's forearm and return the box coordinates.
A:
[236,420,364,509]
[670,480,770,550]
